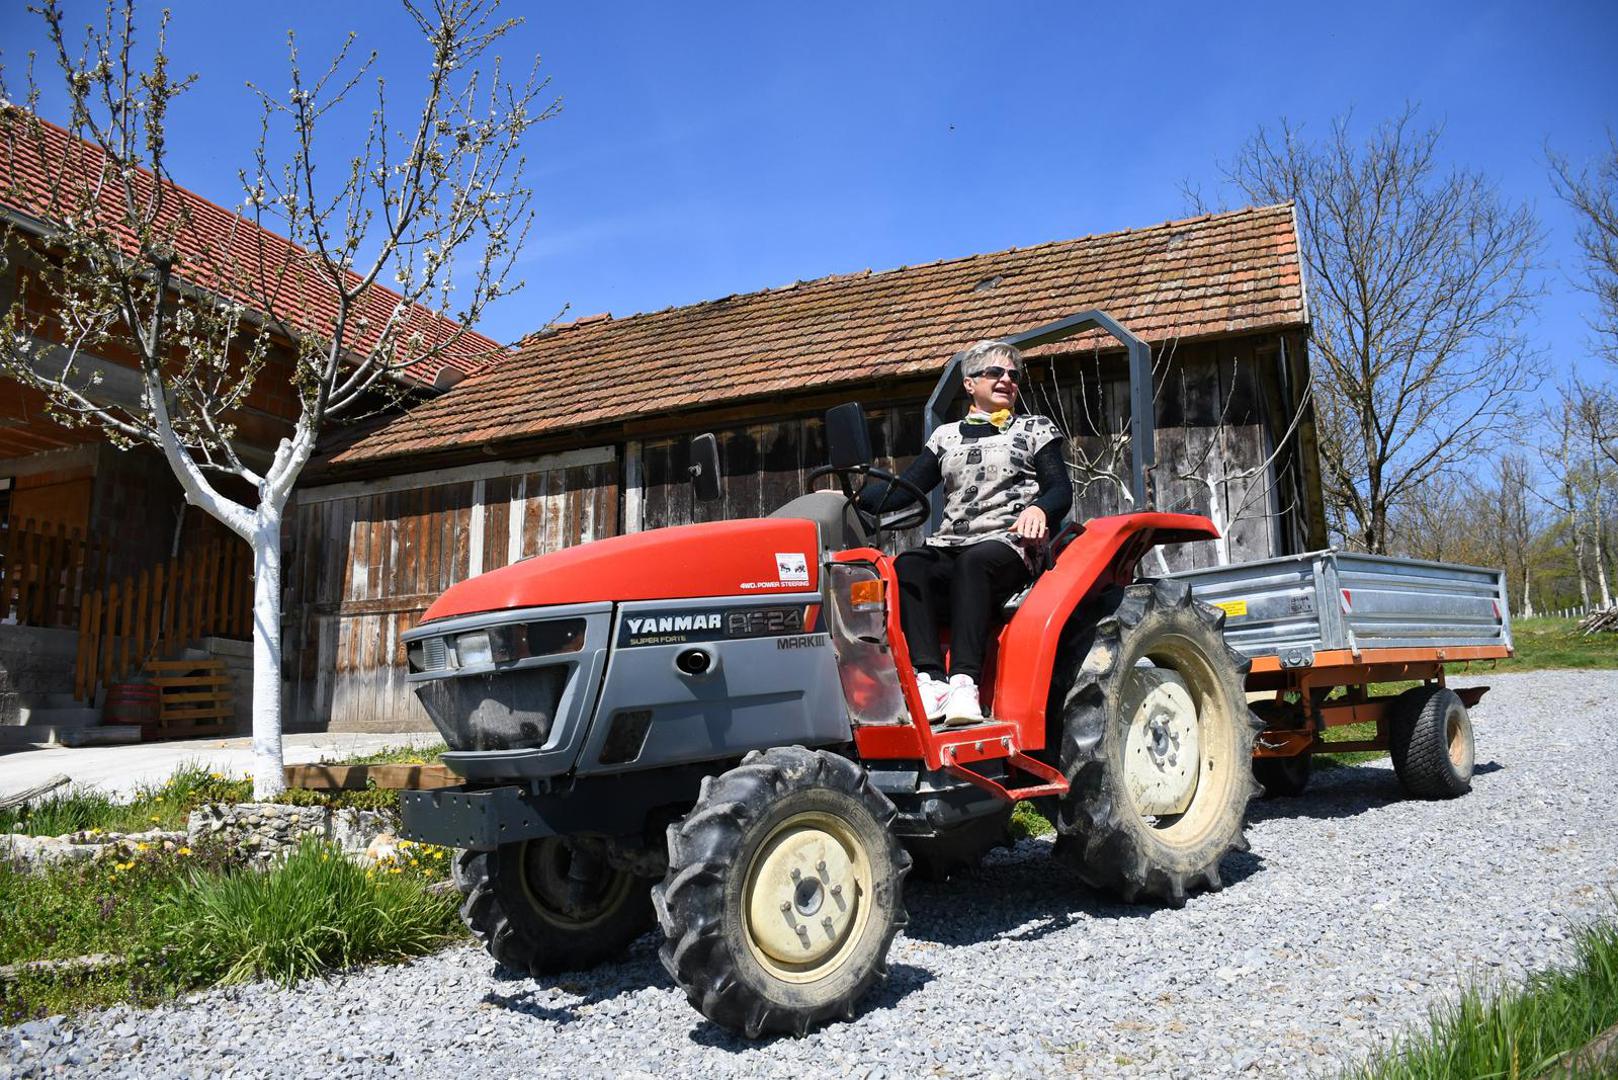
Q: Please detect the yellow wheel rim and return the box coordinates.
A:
[742,811,872,984]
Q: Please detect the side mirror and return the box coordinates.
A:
[689,433,722,502]
[825,402,873,469]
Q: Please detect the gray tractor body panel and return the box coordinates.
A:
[402,590,851,785]
[575,593,848,775]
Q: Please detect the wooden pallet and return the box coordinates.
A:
[142,658,235,740]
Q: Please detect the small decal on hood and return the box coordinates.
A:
[775,552,809,585]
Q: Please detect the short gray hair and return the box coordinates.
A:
[960,339,1022,377]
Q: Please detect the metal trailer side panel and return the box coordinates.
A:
[1168,550,1512,662]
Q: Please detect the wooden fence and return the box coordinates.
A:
[74,536,252,701]
[0,520,113,630]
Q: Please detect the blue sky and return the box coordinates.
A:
[3,0,1616,379]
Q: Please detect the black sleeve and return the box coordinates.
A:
[854,448,942,514]
[1030,439,1073,523]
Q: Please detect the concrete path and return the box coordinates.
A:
[0,731,438,800]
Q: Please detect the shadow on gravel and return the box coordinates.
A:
[894,839,1265,948]
[481,940,672,1024]
[1247,759,1506,825]
[683,962,935,1052]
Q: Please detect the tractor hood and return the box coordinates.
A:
[419,518,823,622]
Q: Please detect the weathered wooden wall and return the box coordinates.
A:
[625,332,1315,572]
[286,330,1320,733]
[630,406,928,555]
[284,448,617,732]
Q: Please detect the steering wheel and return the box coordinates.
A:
[805,463,932,534]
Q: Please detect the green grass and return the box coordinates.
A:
[1494,616,1618,672]
[0,837,460,1023]
[1344,911,1618,1080]
[0,764,250,836]
[0,749,451,838]
[330,739,448,766]
[1010,799,1055,839]
[150,838,460,988]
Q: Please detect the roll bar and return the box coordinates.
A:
[922,310,1156,531]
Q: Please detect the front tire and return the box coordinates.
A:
[457,839,654,974]
[653,747,910,1038]
[1050,579,1261,907]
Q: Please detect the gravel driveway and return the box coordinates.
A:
[6,669,1616,1079]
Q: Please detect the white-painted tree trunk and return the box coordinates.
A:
[250,514,286,799]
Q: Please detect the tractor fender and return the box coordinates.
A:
[993,512,1221,750]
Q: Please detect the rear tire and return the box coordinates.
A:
[456,839,653,975]
[1389,686,1474,799]
[1049,580,1261,907]
[653,747,910,1038]
[1253,754,1311,798]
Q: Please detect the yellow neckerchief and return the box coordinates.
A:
[965,408,1013,431]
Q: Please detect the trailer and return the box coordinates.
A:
[1172,550,1513,797]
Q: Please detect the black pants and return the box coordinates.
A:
[894,542,1030,682]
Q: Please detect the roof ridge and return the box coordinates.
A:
[529,202,1293,333]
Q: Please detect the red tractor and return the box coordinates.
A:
[400,311,1260,1037]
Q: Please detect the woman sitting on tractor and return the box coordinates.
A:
[859,340,1073,726]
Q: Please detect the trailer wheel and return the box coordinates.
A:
[653,746,910,1038]
[1253,754,1311,798]
[456,839,653,975]
[901,806,1014,882]
[1049,580,1261,907]
[1389,686,1474,799]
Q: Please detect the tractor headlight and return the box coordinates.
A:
[443,619,587,671]
[453,630,494,668]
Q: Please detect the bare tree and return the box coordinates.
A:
[1549,132,1618,363]
[1535,381,1611,611]
[1165,357,1312,566]
[1217,107,1544,553]
[1492,454,1539,617]
[1025,339,1313,567]
[0,0,552,795]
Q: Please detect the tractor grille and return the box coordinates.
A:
[413,665,569,752]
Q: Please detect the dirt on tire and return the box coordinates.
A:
[1048,578,1261,907]
[652,746,911,1038]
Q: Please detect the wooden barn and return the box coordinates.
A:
[286,201,1322,733]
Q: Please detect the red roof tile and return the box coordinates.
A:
[333,202,1306,464]
[0,108,504,386]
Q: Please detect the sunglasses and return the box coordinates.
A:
[968,365,1022,384]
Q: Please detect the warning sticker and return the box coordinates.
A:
[775,552,809,585]
[1210,599,1248,618]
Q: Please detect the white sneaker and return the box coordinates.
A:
[943,674,984,726]
[915,672,950,721]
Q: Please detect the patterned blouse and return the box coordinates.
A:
[926,414,1065,560]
